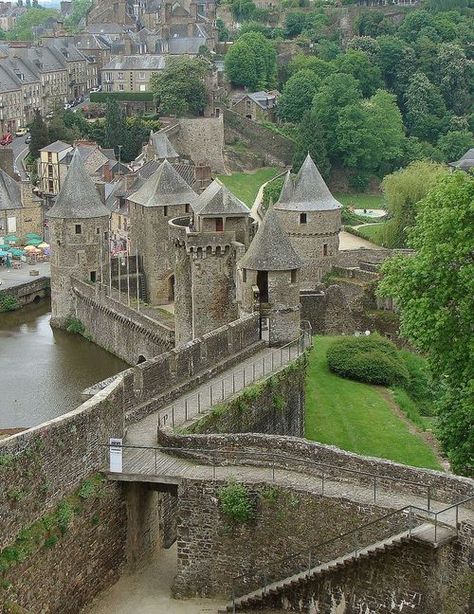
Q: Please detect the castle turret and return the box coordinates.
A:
[128,159,197,305]
[48,150,110,328]
[238,205,303,346]
[275,154,342,288]
[170,179,252,347]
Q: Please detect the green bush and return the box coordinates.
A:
[0,292,20,313]
[218,481,254,523]
[327,335,409,386]
[66,317,85,335]
[398,349,434,414]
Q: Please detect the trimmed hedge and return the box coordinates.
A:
[90,92,154,103]
[327,335,409,386]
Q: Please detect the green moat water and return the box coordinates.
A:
[0,300,127,429]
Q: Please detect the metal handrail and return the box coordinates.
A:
[228,494,474,605]
[157,329,312,429]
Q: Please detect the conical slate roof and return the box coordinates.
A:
[48,149,110,219]
[238,205,303,271]
[275,154,342,212]
[151,131,179,159]
[0,168,21,211]
[193,179,249,216]
[128,159,197,207]
[278,170,294,204]
[450,148,474,171]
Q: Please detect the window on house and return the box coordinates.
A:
[291,269,297,283]
[90,271,97,282]
[257,270,268,303]
[185,204,190,213]
[96,227,100,234]
[215,217,223,232]
[75,224,82,234]
[323,243,328,256]
[48,180,54,193]
[242,269,247,283]
[163,206,168,216]
[300,213,307,224]
[119,84,124,91]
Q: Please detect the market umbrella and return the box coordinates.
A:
[0,250,9,257]
[0,244,9,250]
[26,238,43,247]
[3,235,18,244]
[24,245,39,252]
[25,233,42,240]
[9,248,25,257]
[38,242,50,249]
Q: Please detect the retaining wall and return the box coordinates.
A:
[2,276,50,307]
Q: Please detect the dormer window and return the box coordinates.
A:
[300,213,307,225]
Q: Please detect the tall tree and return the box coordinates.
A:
[293,109,330,178]
[378,171,474,475]
[151,56,208,117]
[404,72,447,142]
[277,69,320,124]
[437,129,474,162]
[224,32,276,90]
[381,160,447,248]
[435,43,472,114]
[103,99,128,158]
[335,49,383,98]
[29,110,49,159]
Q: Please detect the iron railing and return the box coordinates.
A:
[156,327,313,430]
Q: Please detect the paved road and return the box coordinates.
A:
[0,262,50,290]
[3,135,30,180]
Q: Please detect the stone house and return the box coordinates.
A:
[0,168,43,239]
[38,141,73,204]
[102,55,167,93]
[0,58,23,134]
[0,4,26,31]
[231,91,279,122]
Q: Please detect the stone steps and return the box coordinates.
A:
[218,523,457,612]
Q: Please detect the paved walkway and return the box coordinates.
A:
[127,340,305,445]
[339,230,382,251]
[0,262,50,290]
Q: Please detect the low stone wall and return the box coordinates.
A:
[156,433,474,506]
[2,276,50,307]
[336,247,414,268]
[263,521,474,614]
[72,279,175,364]
[175,356,306,438]
[173,480,408,599]
[223,109,295,167]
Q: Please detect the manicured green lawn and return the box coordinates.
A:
[355,222,386,245]
[305,336,442,470]
[335,193,385,209]
[217,167,280,207]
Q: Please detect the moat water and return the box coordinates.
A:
[0,300,127,429]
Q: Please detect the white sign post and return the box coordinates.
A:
[109,438,123,473]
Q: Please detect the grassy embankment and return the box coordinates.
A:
[305,336,441,470]
[217,168,280,207]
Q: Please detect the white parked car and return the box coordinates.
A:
[90,86,102,93]
[64,103,72,110]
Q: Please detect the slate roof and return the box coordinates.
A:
[450,148,474,171]
[238,206,303,271]
[193,179,248,217]
[128,159,197,207]
[103,54,167,71]
[0,168,21,211]
[275,154,342,212]
[40,141,72,154]
[48,150,110,219]
[151,131,179,159]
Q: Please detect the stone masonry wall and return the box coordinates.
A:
[263,521,474,614]
[164,117,226,173]
[180,355,306,437]
[223,109,295,167]
[172,480,408,599]
[3,276,50,307]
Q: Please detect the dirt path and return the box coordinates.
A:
[82,544,223,614]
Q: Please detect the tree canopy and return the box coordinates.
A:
[378,171,474,475]
[224,32,276,90]
[151,56,208,117]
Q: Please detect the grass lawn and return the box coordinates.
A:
[217,167,280,207]
[335,193,385,209]
[305,336,442,470]
[355,222,386,245]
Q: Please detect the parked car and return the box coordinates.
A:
[0,133,13,146]
[90,86,102,93]
[25,134,32,144]
[15,127,28,137]
[64,103,72,110]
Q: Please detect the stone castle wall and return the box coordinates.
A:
[71,278,175,364]
[3,276,50,307]
[223,108,295,167]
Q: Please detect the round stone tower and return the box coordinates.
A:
[275,154,342,288]
[238,205,303,346]
[48,149,110,328]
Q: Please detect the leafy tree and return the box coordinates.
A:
[434,43,472,114]
[122,116,149,162]
[284,12,307,37]
[226,0,256,22]
[382,160,447,248]
[47,110,79,144]
[29,110,49,159]
[347,35,380,59]
[103,98,128,158]
[277,69,320,123]
[6,7,58,40]
[65,0,93,31]
[437,129,474,162]
[151,56,208,116]
[216,18,229,42]
[224,32,276,90]
[293,109,330,178]
[354,10,394,37]
[401,136,443,166]
[335,49,383,97]
[376,36,417,99]
[404,72,447,142]
[288,54,335,81]
[378,171,474,475]
[397,10,435,42]
[335,90,405,176]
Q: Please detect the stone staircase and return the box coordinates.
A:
[218,523,457,612]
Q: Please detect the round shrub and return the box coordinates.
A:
[327,335,409,386]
